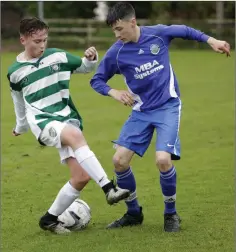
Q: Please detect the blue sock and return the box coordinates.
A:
[116,167,140,215]
[160,166,177,215]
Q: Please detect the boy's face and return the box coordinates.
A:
[20,29,48,58]
[112,18,136,43]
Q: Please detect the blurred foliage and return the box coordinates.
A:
[2,1,235,20]
[2,1,235,50]
[4,1,98,18]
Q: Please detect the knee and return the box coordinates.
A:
[112,153,130,172]
[156,152,172,172]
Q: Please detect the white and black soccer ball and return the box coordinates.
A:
[58,199,91,231]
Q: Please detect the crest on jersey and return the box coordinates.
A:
[49,127,57,138]
[50,63,60,73]
[150,44,160,55]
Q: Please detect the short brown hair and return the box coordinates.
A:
[19,17,49,36]
[106,2,136,26]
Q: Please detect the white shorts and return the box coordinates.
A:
[58,146,76,164]
[39,119,80,164]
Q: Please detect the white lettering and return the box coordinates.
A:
[134,64,164,79]
[135,65,146,73]
[135,60,159,74]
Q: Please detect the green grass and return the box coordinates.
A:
[1,50,234,252]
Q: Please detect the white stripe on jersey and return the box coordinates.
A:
[124,78,143,111]
[10,65,38,84]
[10,52,68,84]
[54,105,71,117]
[23,71,71,96]
[31,89,69,109]
[173,98,182,156]
[40,52,68,67]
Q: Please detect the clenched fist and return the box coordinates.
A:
[84,47,97,61]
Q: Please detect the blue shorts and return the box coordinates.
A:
[113,98,182,160]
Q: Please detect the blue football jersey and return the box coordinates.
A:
[90,24,209,111]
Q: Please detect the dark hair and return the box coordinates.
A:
[19,17,49,36]
[106,2,136,26]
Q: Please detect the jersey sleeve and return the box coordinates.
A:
[7,70,29,134]
[73,52,99,74]
[156,24,210,44]
[90,47,120,96]
[11,90,29,134]
[7,70,22,92]
[65,51,83,72]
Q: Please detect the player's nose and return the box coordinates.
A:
[114,32,120,39]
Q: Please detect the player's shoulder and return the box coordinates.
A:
[105,40,124,58]
[42,48,72,64]
[43,48,66,57]
[142,24,168,36]
[7,60,22,77]
[7,60,26,89]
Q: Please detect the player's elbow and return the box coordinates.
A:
[90,77,107,95]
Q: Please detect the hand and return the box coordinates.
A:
[84,46,97,61]
[207,37,230,57]
[108,89,135,107]
[12,129,21,136]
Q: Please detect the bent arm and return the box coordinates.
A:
[73,52,99,74]
[90,51,119,96]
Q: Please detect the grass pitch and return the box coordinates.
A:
[1,50,234,252]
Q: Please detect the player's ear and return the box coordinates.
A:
[20,35,26,46]
[130,17,136,27]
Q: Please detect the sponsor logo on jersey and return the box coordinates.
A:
[134,60,164,79]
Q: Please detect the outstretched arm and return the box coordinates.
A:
[161,25,230,56]
[206,37,230,57]
[161,24,210,42]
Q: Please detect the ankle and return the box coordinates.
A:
[102,181,115,194]
[43,211,58,221]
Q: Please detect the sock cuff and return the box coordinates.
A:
[67,181,80,195]
[160,166,176,179]
[163,194,176,202]
[74,145,94,163]
[116,167,132,179]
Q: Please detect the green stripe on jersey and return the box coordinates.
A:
[40,100,68,114]
[37,110,83,130]
[24,80,69,104]
[19,63,71,88]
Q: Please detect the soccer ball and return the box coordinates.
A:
[58,199,91,231]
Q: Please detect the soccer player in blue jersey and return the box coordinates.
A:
[90,2,230,232]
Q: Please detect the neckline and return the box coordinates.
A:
[127,26,143,45]
[16,51,45,63]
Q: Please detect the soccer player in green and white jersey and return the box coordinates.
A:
[7,17,130,234]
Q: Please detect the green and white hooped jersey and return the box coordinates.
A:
[8,48,97,139]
